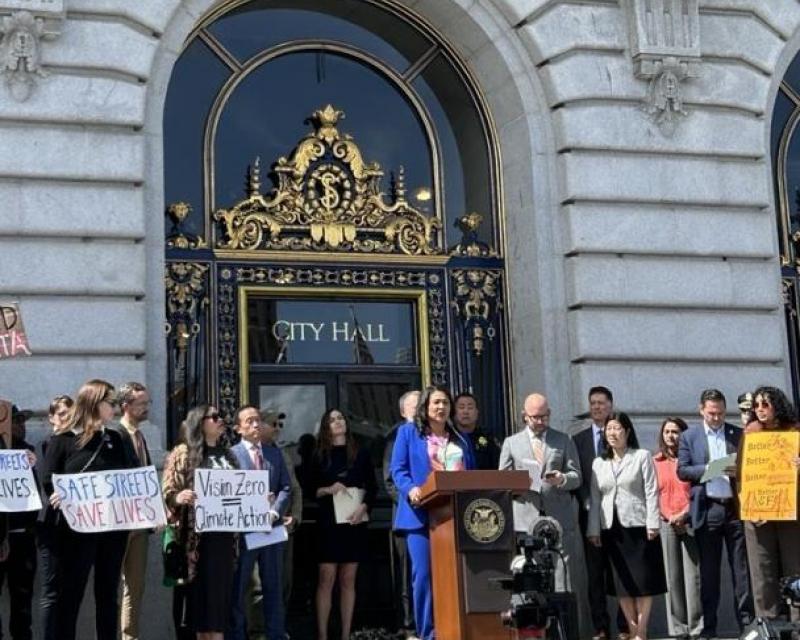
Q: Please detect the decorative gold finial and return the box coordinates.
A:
[312,105,345,145]
[458,212,483,234]
[168,202,191,226]
[395,166,407,202]
[248,156,261,197]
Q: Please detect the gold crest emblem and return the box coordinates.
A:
[463,498,505,544]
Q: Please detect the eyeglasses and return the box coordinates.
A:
[523,412,550,421]
[204,412,221,422]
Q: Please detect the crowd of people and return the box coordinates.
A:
[0,380,797,640]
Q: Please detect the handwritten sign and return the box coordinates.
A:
[740,431,800,521]
[0,303,32,360]
[52,466,167,533]
[194,469,272,533]
[0,450,41,512]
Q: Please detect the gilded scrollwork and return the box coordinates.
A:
[165,262,210,352]
[451,269,502,357]
[214,105,442,256]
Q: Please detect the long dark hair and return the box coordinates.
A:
[657,416,688,458]
[315,408,358,467]
[600,411,640,459]
[414,385,456,437]
[183,405,237,473]
[752,386,797,428]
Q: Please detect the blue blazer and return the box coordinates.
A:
[389,421,476,531]
[676,422,741,529]
[230,441,292,519]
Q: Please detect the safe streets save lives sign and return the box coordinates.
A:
[53,466,167,532]
[0,450,42,512]
[193,469,272,532]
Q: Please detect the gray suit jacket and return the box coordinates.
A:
[499,427,582,533]
[588,447,659,537]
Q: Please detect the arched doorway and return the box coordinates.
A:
[162,0,512,631]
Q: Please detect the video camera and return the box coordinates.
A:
[494,517,577,640]
[739,576,800,640]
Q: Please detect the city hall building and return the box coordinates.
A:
[2,0,800,636]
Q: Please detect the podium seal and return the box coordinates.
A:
[463,497,506,545]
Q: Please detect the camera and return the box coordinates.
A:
[494,518,577,640]
[738,576,800,640]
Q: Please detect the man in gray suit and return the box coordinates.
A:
[499,393,591,639]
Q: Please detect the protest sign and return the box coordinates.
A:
[0,303,32,360]
[52,466,167,533]
[740,430,800,521]
[0,450,42,512]
[193,468,272,533]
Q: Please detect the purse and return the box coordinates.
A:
[161,520,188,587]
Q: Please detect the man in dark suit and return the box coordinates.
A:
[454,392,501,470]
[677,388,754,639]
[229,405,292,640]
[572,386,627,640]
[115,382,152,640]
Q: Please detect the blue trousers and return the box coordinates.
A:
[406,529,433,640]
[229,541,285,640]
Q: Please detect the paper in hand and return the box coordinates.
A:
[245,525,288,551]
[700,452,737,483]
[333,487,369,524]
[521,458,543,493]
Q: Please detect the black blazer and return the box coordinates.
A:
[115,423,151,467]
[677,422,742,529]
[572,425,600,529]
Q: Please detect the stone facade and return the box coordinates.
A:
[1,0,797,637]
[0,0,795,454]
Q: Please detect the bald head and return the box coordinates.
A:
[523,393,550,434]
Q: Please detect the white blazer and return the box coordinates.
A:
[587,448,660,537]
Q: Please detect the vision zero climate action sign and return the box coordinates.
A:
[193,469,272,532]
[52,466,167,532]
[0,450,42,512]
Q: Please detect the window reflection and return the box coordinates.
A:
[206,0,432,73]
[163,39,231,239]
[214,51,434,211]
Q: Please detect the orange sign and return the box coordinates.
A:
[739,430,800,521]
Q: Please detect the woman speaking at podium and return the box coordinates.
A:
[390,386,476,640]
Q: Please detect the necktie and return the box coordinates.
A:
[252,446,264,470]
[594,430,602,457]
[134,430,146,465]
[532,435,545,466]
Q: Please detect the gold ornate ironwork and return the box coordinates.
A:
[214,105,442,256]
[451,269,502,357]
[449,212,498,257]
[165,262,210,352]
[166,202,208,250]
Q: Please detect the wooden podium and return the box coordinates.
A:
[419,470,530,640]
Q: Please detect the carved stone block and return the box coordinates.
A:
[626,0,701,135]
[0,0,64,101]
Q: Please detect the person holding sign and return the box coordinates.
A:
[41,379,135,640]
[312,408,377,640]
[161,405,239,640]
[741,386,800,623]
[391,387,475,640]
[229,405,292,640]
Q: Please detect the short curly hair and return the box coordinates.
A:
[752,386,797,427]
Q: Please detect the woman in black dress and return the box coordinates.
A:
[41,379,134,640]
[161,405,239,640]
[312,409,377,640]
[587,412,666,640]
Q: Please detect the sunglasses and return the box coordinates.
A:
[204,412,222,422]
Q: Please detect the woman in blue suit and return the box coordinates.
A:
[390,386,476,640]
